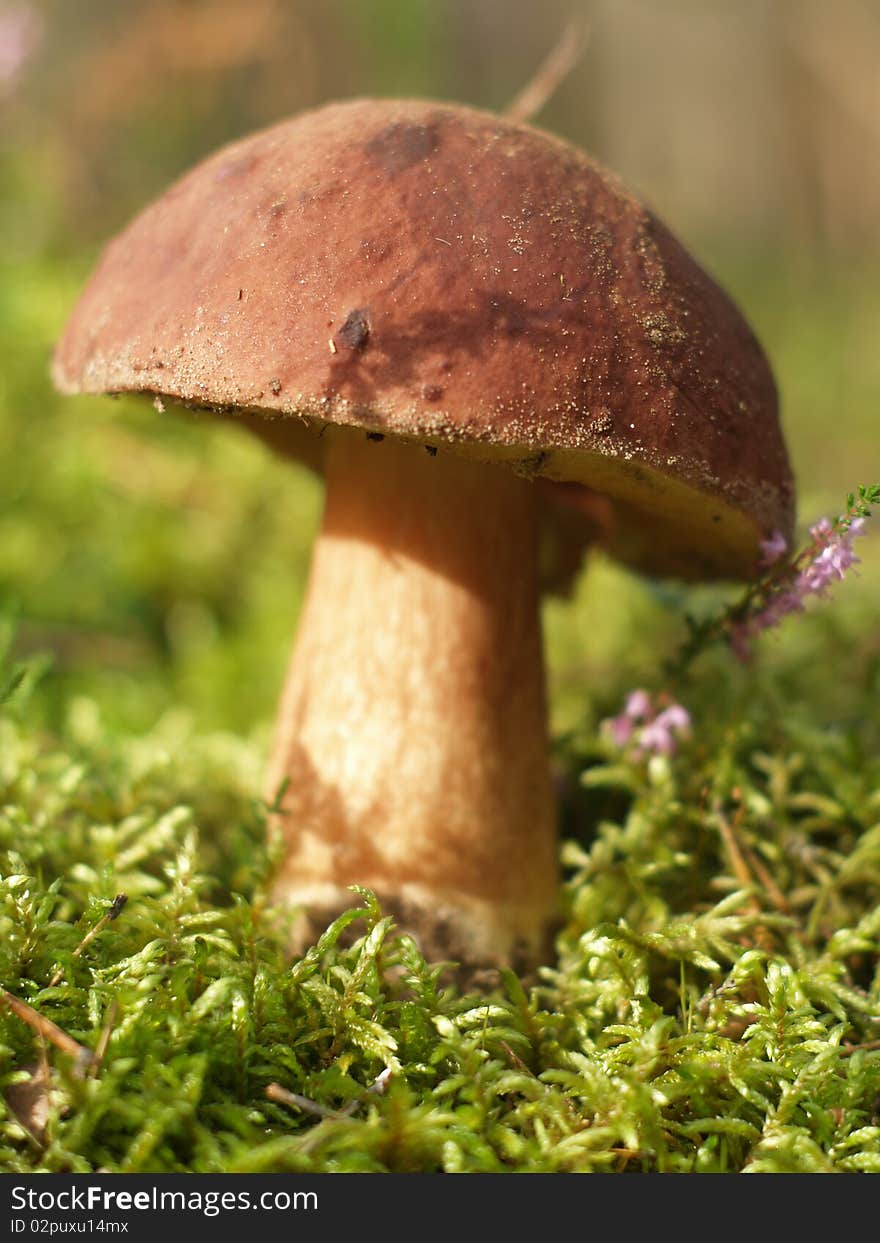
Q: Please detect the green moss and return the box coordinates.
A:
[1,630,879,1173]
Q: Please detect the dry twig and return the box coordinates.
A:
[48,894,128,988]
[0,988,94,1072]
[266,1067,393,1121]
[505,16,589,124]
[714,806,775,952]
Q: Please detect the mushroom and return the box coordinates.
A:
[53,99,795,972]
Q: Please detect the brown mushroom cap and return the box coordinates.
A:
[53,97,795,580]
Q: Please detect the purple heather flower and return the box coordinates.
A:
[759,530,788,567]
[607,713,634,747]
[624,689,652,721]
[636,719,675,756]
[636,704,691,757]
[605,688,652,746]
[802,542,858,594]
[731,514,867,659]
[604,693,691,758]
[654,704,691,733]
[795,519,863,598]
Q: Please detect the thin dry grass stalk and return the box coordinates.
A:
[505,17,589,124]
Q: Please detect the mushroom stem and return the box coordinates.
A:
[266,430,559,970]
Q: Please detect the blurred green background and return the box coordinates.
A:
[1,0,878,748]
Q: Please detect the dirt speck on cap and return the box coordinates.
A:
[335,308,371,352]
